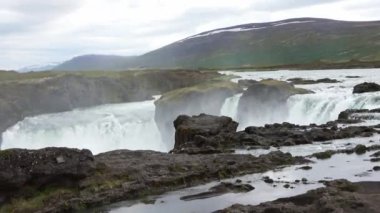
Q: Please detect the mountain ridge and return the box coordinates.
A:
[53,18,380,71]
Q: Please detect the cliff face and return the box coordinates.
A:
[0,70,221,141]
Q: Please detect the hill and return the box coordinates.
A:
[54,18,380,71]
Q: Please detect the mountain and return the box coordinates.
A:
[19,62,61,72]
[54,18,380,71]
[54,55,138,71]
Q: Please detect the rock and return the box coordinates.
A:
[287,77,340,84]
[0,147,95,193]
[171,114,238,153]
[297,166,312,170]
[353,82,380,93]
[217,180,380,213]
[237,80,311,126]
[338,108,380,123]
[171,113,378,153]
[180,182,254,201]
[262,176,274,184]
[0,149,305,212]
[371,151,380,157]
[237,79,258,88]
[312,150,334,159]
[354,144,367,154]
[373,166,380,171]
[370,158,380,162]
[155,80,242,147]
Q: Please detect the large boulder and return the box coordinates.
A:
[353,82,380,93]
[237,79,311,126]
[0,147,95,193]
[155,81,242,147]
[172,114,238,153]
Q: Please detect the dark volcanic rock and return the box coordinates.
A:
[0,149,306,212]
[287,77,340,84]
[338,108,380,123]
[172,113,378,153]
[217,179,380,213]
[172,114,238,153]
[180,182,254,201]
[237,79,311,126]
[353,82,380,93]
[0,148,95,197]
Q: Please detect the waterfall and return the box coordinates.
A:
[1,100,167,154]
[220,93,242,120]
[286,92,380,125]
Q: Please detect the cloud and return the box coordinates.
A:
[0,0,379,70]
[249,0,344,11]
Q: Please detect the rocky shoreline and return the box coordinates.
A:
[217,179,380,213]
[0,148,306,212]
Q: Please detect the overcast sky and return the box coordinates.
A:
[1,0,380,70]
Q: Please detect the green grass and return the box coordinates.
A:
[0,187,77,213]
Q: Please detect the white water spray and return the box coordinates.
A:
[220,93,242,120]
[1,100,166,154]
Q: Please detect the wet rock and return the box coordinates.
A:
[338,108,380,123]
[370,158,380,162]
[180,182,254,201]
[297,166,312,170]
[287,77,340,84]
[171,114,238,153]
[237,79,258,88]
[0,147,95,194]
[373,166,380,171]
[312,150,334,159]
[262,176,274,184]
[217,180,380,213]
[283,184,290,188]
[1,149,306,212]
[371,151,380,158]
[354,144,367,154]
[353,82,380,93]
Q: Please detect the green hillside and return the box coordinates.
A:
[54,18,380,71]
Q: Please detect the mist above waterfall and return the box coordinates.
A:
[2,68,380,154]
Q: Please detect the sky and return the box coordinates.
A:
[1,0,380,70]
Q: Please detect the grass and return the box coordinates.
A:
[0,187,77,213]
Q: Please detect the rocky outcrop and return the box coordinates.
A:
[287,77,340,84]
[172,114,378,153]
[0,148,95,202]
[353,82,380,93]
[155,80,242,147]
[217,179,380,213]
[0,148,305,212]
[0,70,221,141]
[338,108,380,123]
[172,114,238,153]
[237,79,311,126]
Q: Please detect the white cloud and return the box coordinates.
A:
[0,0,379,69]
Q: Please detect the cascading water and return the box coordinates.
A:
[220,69,380,128]
[2,69,379,154]
[1,100,167,154]
[286,92,380,125]
[220,93,242,120]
